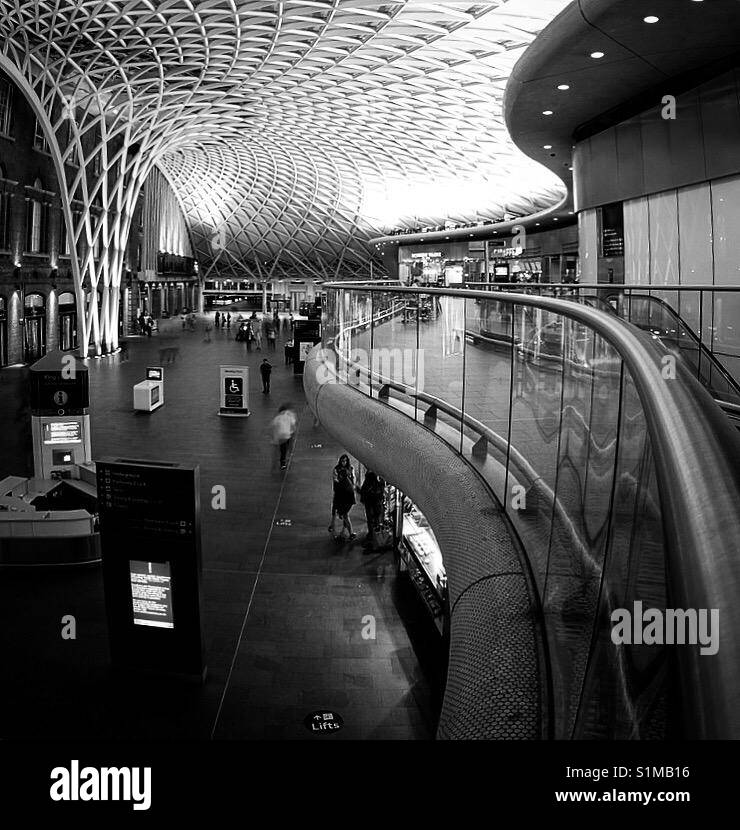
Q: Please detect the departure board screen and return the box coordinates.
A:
[43,421,82,444]
[129,559,174,629]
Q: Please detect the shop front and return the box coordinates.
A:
[399,241,486,286]
[351,458,449,639]
[395,495,448,637]
[398,228,578,286]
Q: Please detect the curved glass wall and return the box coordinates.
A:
[322,285,673,739]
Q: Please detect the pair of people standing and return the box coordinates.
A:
[329,460,388,548]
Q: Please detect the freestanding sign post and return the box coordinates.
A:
[219,365,250,416]
[96,457,206,681]
[29,350,92,480]
[133,366,164,413]
[293,319,322,375]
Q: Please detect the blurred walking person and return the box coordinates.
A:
[270,403,297,470]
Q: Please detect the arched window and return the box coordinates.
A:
[24,293,45,311]
[0,163,9,250]
[92,125,102,177]
[67,121,79,167]
[29,177,43,252]
[0,79,12,135]
[33,117,47,152]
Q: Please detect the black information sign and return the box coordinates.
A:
[292,319,322,375]
[97,458,205,680]
[600,202,624,258]
[29,350,89,415]
[224,376,243,408]
[304,710,344,733]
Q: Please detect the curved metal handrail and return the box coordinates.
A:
[325,281,740,738]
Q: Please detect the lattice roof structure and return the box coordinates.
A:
[0,0,569,351]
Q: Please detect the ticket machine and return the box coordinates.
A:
[29,350,92,480]
[133,366,164,413]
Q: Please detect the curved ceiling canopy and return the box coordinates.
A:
[1,0,572,281]
[505,0,740,209]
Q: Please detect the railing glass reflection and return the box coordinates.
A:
[323,284,676,738]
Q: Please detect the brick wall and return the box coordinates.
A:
[0,68,144,364]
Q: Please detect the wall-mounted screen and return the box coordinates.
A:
[129,559,174,629]
[43,421,82,444]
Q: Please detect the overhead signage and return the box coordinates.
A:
[491,246,524,258]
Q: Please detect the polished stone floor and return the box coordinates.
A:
[0,314,441,740]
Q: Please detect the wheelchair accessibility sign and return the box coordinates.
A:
[219,365,250,417]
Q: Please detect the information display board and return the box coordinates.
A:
[146,366,164,381]
[97,458,205,680]
[130,560,174,629]
[219,365,250,416]
[43,421,82,444]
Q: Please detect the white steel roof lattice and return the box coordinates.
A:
[0,0,570,308]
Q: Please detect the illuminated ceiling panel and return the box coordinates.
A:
[0,0,571,281]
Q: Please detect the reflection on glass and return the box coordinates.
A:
[322,285,675,739]
[461,297,513,502]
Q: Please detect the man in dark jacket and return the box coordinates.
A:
[259,358,272,394]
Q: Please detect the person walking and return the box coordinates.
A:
[329,454,356,541]
[181,311,187,330]
[270,404,297,470]
[215,311,221,329]
[226,312,231,328]
[265,318,277,350]
[284,338,293,366]
[203,322,213,343]
[259,358,272,394]
[254,318,263,350]
[245,319,254,352]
